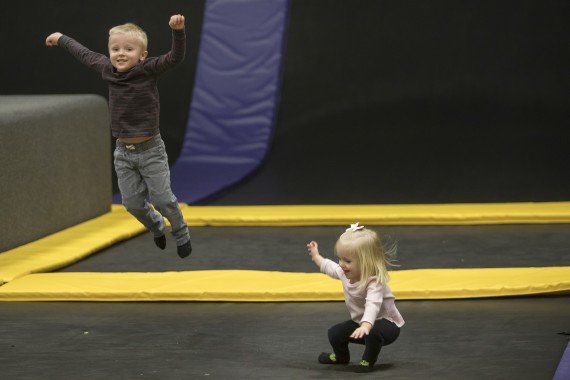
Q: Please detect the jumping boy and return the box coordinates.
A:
[45,14,192,258]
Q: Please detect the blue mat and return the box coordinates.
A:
[169,0,290,203]
[554,341,570,380]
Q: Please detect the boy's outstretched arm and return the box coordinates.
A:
[307,241,324,268]
[45,31,107,73]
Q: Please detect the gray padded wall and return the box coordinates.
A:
[0,95,111,252]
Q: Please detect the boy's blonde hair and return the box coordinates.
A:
[335,227,396,290]
[109,23,148,51]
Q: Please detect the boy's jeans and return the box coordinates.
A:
[114,134,190,246]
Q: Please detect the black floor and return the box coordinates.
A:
[58,224,570,272]
[1,224,569,379]
[1,298,568,379]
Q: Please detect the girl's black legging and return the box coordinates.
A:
[327,318,400,364]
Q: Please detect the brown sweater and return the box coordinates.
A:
[59,30,185,138]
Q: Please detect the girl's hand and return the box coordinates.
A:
[307,241,319,257]
[350,322,372,339]
[45,33,63,46]
[307,241,324,267]
[169,14,185,30]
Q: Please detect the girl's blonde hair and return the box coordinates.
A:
[109,23,148,51]
[335,227,396,290]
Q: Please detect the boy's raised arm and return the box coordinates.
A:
[45,32,107,73]
[144,14,186,74]
[45,32,63,46]
[169,14,185,30]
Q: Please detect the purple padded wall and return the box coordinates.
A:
[170,0,290,203]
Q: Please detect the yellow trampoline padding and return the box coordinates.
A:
[185,202,570,226]
[0,267,568,302]
[1,201,569,285]
[0,207,146,284]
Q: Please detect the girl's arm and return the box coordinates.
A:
[308,241,342,280]
[351,282,383,339]
[350,322,372,339]
[307,241,324,268]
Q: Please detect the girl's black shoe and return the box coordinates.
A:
[318,352,349,364]
[353,360,374,373]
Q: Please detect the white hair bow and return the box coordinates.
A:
[346,222,364,232]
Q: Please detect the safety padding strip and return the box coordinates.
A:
[0,206,146,284]
[184,202,570,226]
[2,202,569,285]
[0,267,568,301]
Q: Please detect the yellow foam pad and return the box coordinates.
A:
[0,267,568,302]
[0,206,146,284]
[2,201,569,284]
[1,201,569,300]
[186,202,570,226]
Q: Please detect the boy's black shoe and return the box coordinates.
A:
[318,352,349,365]
[154,235,166,250]
[177,240,192,258]
[353,360,374,373]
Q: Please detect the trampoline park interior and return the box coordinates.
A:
[1,1,569,379]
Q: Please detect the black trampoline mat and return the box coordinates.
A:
[58,224,570,273]
[0,297,568,379]
[2,224,570,378]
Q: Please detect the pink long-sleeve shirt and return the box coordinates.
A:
[321,258,405,327]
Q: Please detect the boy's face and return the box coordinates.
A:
[108,33,148,72]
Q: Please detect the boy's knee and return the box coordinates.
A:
[152,192,178,211]
[122,194,146,212]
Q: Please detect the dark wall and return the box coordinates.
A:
[0,0,205,194]
[208,0,570,204]
[2,1,569,205]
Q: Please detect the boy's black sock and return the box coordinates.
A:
[154,235,166,250]
[177,240,192,258]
